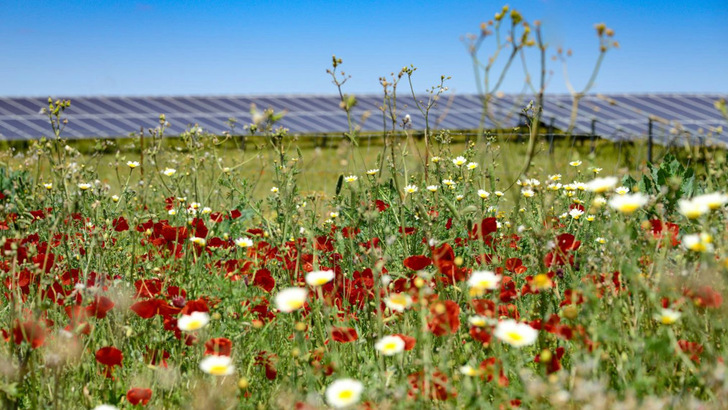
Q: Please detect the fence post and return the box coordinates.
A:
[590,119,596,154]
[548,117,555,155]
[647,118,653,163]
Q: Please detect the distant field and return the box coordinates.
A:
[0,133,665,200]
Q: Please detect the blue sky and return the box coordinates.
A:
[1,0,726,96]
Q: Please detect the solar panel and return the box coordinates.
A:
[0,93,725,142]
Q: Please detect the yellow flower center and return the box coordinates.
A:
[286,300,304,310]
[209,364,229,375]
[618,203,639,213]
[506,331,523,342]
[533,274,552,289]
[338,390,353,400]
[476,280,493,289]
[685,209,702,219]
[389,295,407,306]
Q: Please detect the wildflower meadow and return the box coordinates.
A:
[2,5,728,410]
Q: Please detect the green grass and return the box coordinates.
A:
[0,133,660,201]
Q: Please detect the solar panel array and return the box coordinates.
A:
[0,93,725,145]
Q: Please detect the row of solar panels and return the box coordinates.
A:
[0,93,725,145]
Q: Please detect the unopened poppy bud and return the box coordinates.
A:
[172,296,186,308]
[562,305,578,320]
[238,377,249,389]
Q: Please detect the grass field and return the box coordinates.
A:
[0,131,670,201]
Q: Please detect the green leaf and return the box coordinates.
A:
[622,174,637,190]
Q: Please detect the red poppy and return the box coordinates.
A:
[356,237,378,252]
[375,200,390,212]
[534,346,566,374]
[648,219,680,247]
[134,279,163,298]
[469,326,492,345]
[12,320,45,349]
[479,358,509,386]
[252,268,276,293]
[432,243,469,283]
[131,299,180,319]
[331,327,359,343]
[407,370,454,400]
[86,296,115,319]
[189,218,209,239]
[113,217,129,232]
[470,217,498,244]
[341,226,360,238]
[180,298,210,315]
[64,305,91,335]
[96,346,123,378]
[393,334,416,350]
[545,233,581,267]
[352,268,375,289]
[403,255,432,271]
[127,387,153,406]
[247,228,265,236]
[559,289,585,307]
[678,340,703,363]
[204,338,232,356]
[209,212,227,223]
[146,349,170,367]
[499,276,518,303]
[569,203,585,212]
[427,300,460,336]
[314,236,334,252]
[685,286,723,308]
[249,301,276,323]
[255,351,278,380]
[531,315,574,340]
[505,258,527,274]
[399,227,417,235]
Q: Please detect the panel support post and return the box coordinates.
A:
[590,119,596,154]
[647,118,653,163]
[548,117,555,155]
